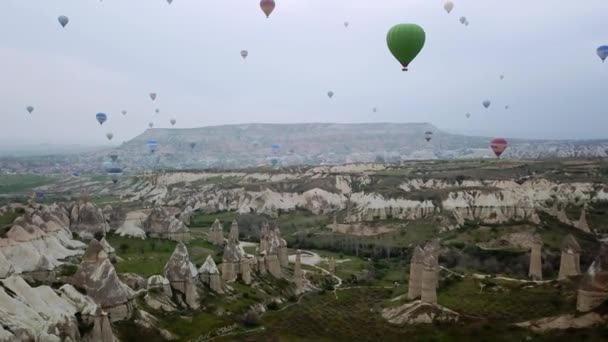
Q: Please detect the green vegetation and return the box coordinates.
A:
[0,174,55,194]
[189,211,239,228]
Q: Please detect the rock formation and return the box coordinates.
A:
[208,218,224,245]
[294,250,304,291]
[178,205,194,225]
[165,216,191,242]
[115,210,147,239]
[221,220,245,282]
[70,200,108,239]
[103,205,126,231]
[328,257,336,274]
[407,246,425,300]
[240,258,253,285]
[575,206,591,233]
[199,255,224,294]
[528,235,543,281]
[143,206,169,237]
[258,221,283,278]
[577,244,608,312]
[145,275,177,312]
[71,239,135,321]
[383,301,460,325]
[163,243,200,309]
[0,275,115,341]
[0,205,86,280]
[100,237,116,262]
[558,234,581,280]
[421,255,438,304]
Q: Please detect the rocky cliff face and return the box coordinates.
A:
[163,243,200,309]
[71,239,135,322]
[0,204,86,279]
[70,200,108,239]
[577,244,608,312]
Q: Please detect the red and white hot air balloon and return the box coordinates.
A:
[490,138,507,158]
[260,0,275,18]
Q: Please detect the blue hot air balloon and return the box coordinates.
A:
[270,157,279,167]
[35,190,44,201]
[96,113,107,125]
[271,144,280,154]
[58,15,69,28]
[147,140,158,153]
[597,46,608,62]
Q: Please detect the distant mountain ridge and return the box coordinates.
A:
[112,123,608,169]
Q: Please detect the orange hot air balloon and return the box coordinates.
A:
[260,0,275,18]
[490,138,507,158]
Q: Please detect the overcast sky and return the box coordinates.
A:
[1,0,608,146]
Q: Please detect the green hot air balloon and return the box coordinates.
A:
[386,24,426,71]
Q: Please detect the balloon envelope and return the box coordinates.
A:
[58,15,69,28]
[241,50,248,59]
[147,140,158,153]
[386,24,426,71]
[106,133,114,141]
[121,110,127,116]
[424,131,433,142]
[96,113,107,125]
[148,122,154,128]
[155,108,160,114]
[109,152,118,162]
[482,100,491,109]
[597,46,608,62]
[327,91,334,98]
[459,16,466,24]
[466,113,471,118]
[26,106,34,114]
[260,0,275,18]
[490,138,507,158]
[170,119,176,126]
[444,1,454,13]
[150,93,157,101]
[344,22,349,27]
[189,142,196,150]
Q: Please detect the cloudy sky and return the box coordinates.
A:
[1,0,607,146]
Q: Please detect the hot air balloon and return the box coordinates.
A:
[459,16,466,24]
[466,112,471,119]
[106,133,114,141]
[464,20,469,26]
[490,138,507,158]
[500,74,505,80]
[102,161,113,172]
[505,105,509,110]
[148,122,154,128]
[170,118,176,126]
[109,152,118,162]
[121,110,127,116]
[72,172,79,177]
[167,0,173,4]
[372,107,377,113]
[327,91,334,98]
[150,93,157,101]
[270,157,279,167]
[344,22,349,28]
[96,113,107,125]
[35,190,44,202]
[482,100,491,109]
[147,140,158,154]
[386,24,426,71]
[155,108,160,114]
[597,46,608,62]
[241,50,248,59]
[58,15,69,28]
[260,0,275,18]
[189,142,196,151]
[26,106,34,114]
[444,1,454,13]
[424,131,433,142]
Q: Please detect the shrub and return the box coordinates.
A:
[241,311,260,327]
[93,231,104,241]
[267,301,279,311]
[119,243,129,254]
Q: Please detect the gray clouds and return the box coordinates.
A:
[1,0,607,146]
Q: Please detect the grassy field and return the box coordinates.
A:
[106,235,217,277]
[0,174,56,194]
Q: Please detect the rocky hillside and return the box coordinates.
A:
[113,123,608,169]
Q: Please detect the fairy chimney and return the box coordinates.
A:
[328,257,336,275]
[421,254,438,304]
[294,250,303,291]
[558,234,581,280]
[528,235,543,281]
[575,206,591,233]
[577,244,608,312]
[407,246,425,300]
[208,219,224,245]
[198,255,223,294]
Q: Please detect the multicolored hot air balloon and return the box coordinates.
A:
[482,100,491,109]
[241,50,248,59]
[26,106,34,114]
[260,0,275,18]
[490,138,507,158]
[58,15,69,28]
[106,133,114,141]
[444,1,454,14]
[147,140,158,154]
[597,46,608,62]
[96,113,107,125]
[424,131,433,142]
[386,24,426,71]
[150,93,157,101]
[327,91,334,98]
[170,118,176,126]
